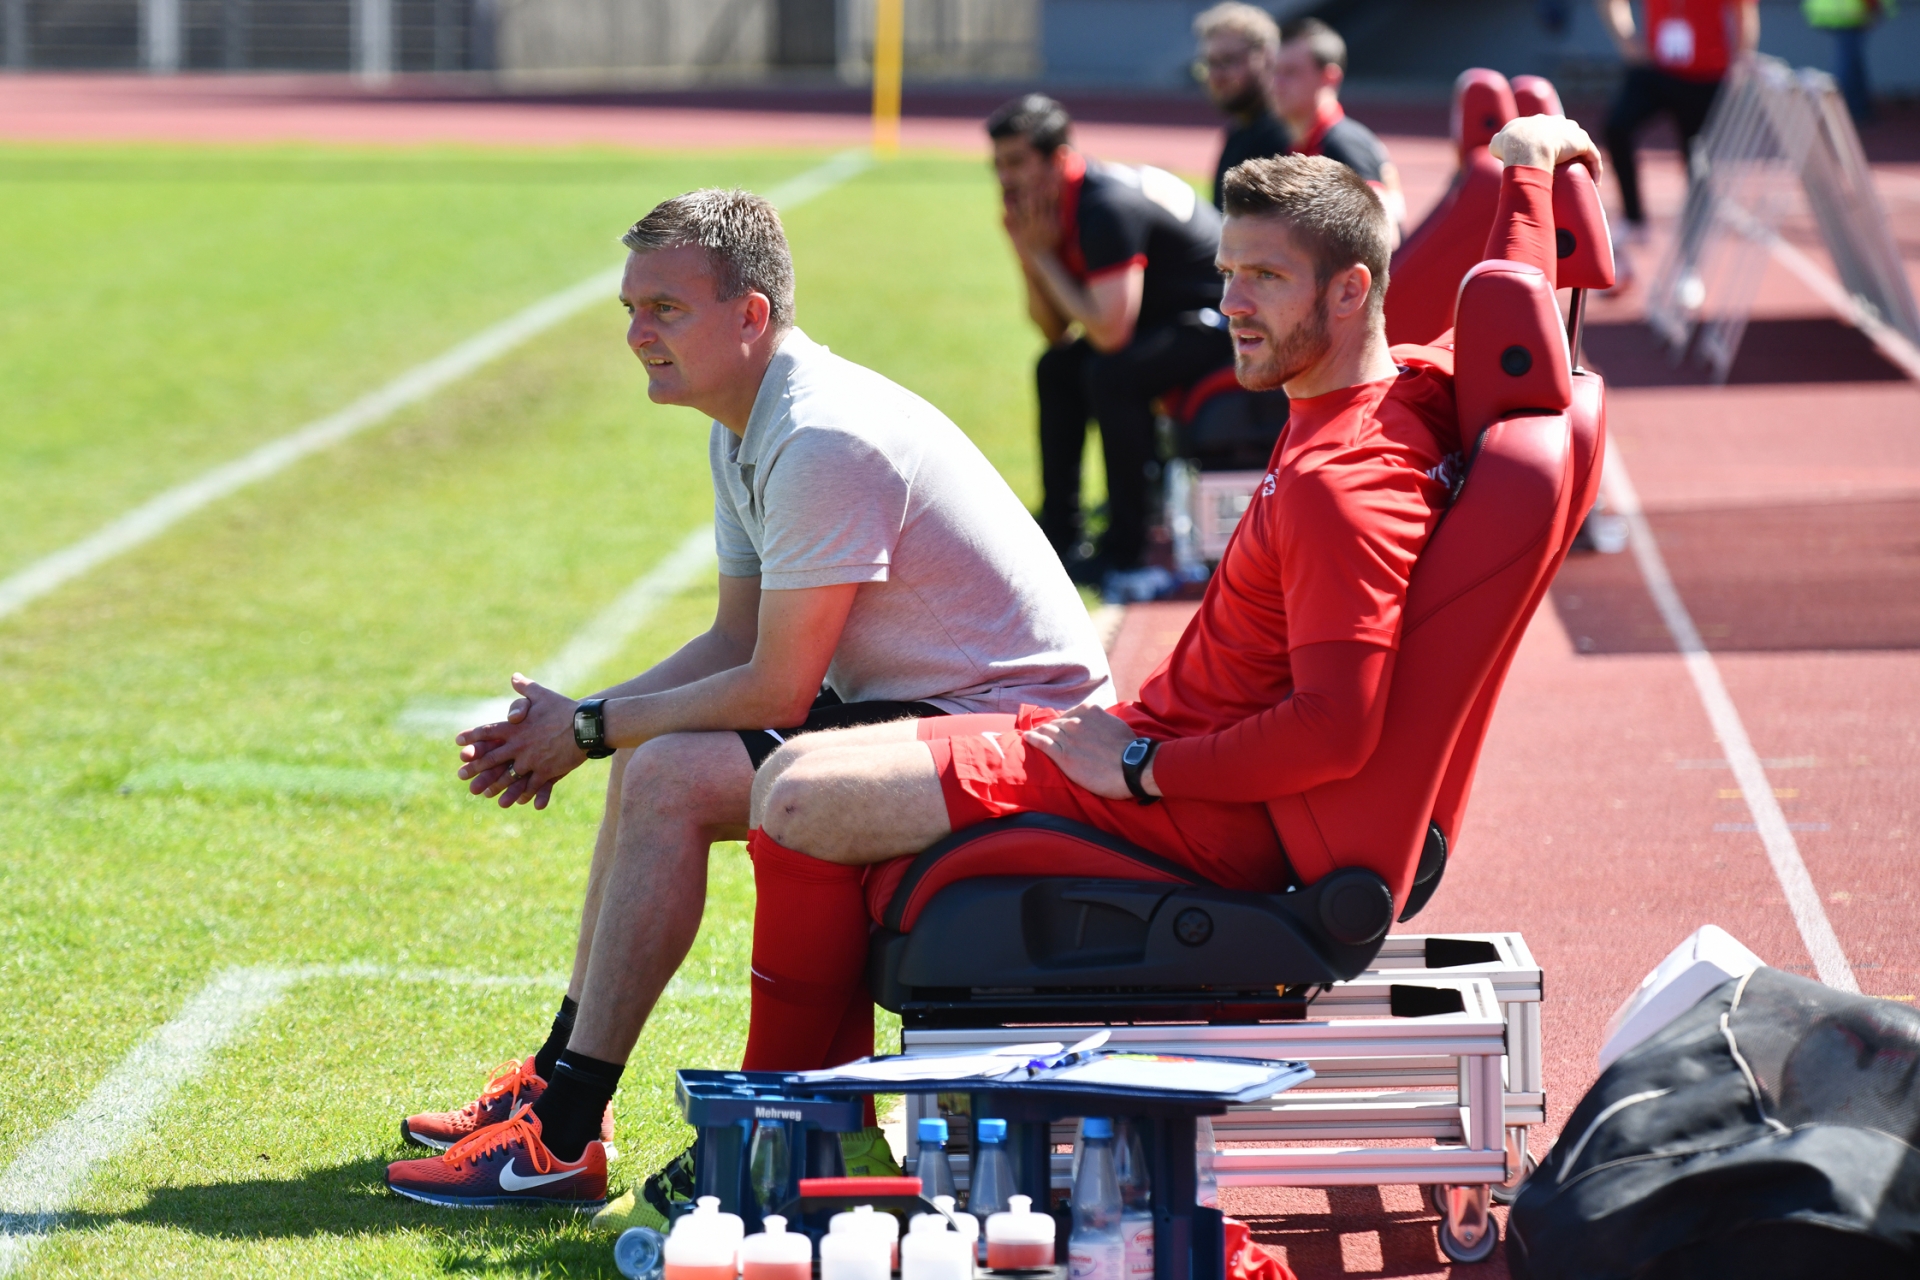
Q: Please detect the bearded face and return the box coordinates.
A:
[1233,280,1332,391]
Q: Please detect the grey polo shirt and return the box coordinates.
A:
[709,329,1113,714]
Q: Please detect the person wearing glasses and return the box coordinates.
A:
[1193,3,1292,210]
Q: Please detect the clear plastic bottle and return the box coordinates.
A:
[967,1118,1016,1262]
[740,1214,812,1280]
[1194,1117,1220,1210]
[1114,1121,1154,1280]
[1068,1118,1123,1280]
[664,1197,743,1280]
[902,1211,973,1280]
[829,1202,901,1271]
[615,1226,667,1280]
[821,1215,892,1280]
[916,1117,957,1202]
[984,1194,1057,1271]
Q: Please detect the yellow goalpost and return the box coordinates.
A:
[872,0,905,154]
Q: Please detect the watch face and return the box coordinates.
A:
[1123,739,1150,766]
[574,709,593,736]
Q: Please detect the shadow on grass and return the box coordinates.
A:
[27,1155,622,1277]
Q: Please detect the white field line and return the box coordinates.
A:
[0,150,872,627]
[399,523,716,733]
[1601,450,1859,993]
[1759,227,1920,382]
[0,962,743,1273]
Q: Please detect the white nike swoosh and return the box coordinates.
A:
[498,1159,581,1192]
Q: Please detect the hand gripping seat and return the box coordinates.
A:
[1383,69,1518,348]
[865,262,1586,1030]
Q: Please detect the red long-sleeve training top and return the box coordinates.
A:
[1118,164,1558,806]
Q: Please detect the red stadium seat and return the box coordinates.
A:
[1511,74,1565,118]
[864,238,1594,1019]
[1383,70,1518,347]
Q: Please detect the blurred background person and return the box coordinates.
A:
[1193,2,1292,209]
[1803,0,1894,123]
[1270,18,1407,243]
[987,94,1229,592]
[1598,0,1760,276]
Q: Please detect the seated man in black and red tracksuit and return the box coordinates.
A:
[988,94,1232,586]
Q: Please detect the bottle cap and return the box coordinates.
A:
[985,1194,1057,1244]
[1082,1117,1113,1139]
[917,1117,948,1143]
[926,1196,978,1242]
[975,1118,1007,1143]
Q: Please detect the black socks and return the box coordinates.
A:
[532,1049,623,1162]
[533,995,579,1082]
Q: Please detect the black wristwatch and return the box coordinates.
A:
[572,698,615,759]
[1121,737,1159,805]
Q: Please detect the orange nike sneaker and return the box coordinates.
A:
[386,1111,608,1210]
[403,1056,614,1152]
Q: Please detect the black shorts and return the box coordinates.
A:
[736,691,947,770]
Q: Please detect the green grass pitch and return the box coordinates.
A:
[0,141,1117,1277]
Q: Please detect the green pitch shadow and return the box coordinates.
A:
[50,1156,622,1273]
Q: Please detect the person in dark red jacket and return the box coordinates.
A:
[734,116,1602,1074]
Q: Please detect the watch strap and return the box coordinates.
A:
[1122,738,1159,805]
[574,698,614,759]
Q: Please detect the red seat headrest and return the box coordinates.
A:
[1453,260,1572,437]
[1452,69,1517,160]
[1551,160,1616,291]
[1510,74,1564,118]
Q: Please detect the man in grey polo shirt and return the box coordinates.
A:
[386,188,1110,1214]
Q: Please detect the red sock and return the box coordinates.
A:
[741,829,874,1073]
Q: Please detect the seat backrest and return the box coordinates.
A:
[1451,68,1519,161]
[1510,74,1564,119]
[1418,162,1612,889]
[1384,69,1516,347]
[1267,260,1576,908]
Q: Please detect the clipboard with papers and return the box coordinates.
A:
[790,1034,1313,1105]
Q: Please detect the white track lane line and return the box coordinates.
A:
[0,961,724,1274]
[398,523,716,733]
[1601,450,1860,993]
[0,149,872,626]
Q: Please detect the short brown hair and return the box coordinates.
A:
[1222,154,1390,314]
[986,93,1072,155]
[1193,2,1280,54]
[1280,16,1347,73]
[622,188,796,329]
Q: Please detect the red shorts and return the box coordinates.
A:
[915,708,1291,892]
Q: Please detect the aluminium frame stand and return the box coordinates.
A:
[900,931,1542,1264]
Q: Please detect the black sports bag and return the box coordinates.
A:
[1509,966,1920,1279]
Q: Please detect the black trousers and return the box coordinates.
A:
[1035,319,1232,567]
[1604,66,1724,226]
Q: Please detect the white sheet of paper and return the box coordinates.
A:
[796,1042,1063,1084]
[1044,1056,1298,1096]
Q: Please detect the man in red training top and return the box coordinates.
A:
[719,115,1599,1076]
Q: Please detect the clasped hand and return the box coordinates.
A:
[1489,115,1604,178]
[1022,703,1159,801]
[455,672,588,810]
[1003,186,1062,259]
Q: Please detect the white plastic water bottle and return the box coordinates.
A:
[1068,1117,1123,1280]
[1115,1120,1154,1280]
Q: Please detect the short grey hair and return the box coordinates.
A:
[1193,2,1280,53]
[621,188,796,330]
